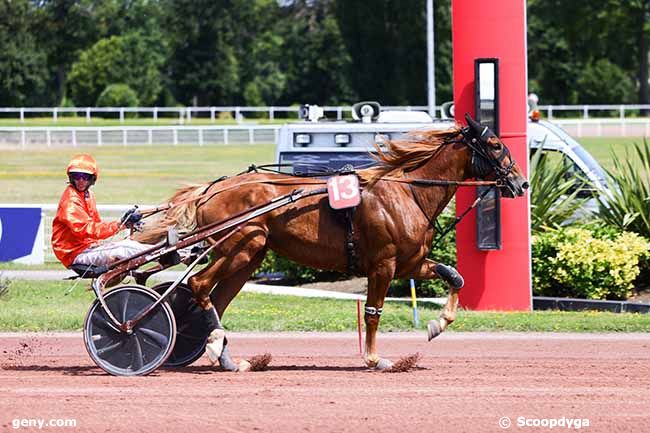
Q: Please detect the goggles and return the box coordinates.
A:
[70,172,93,181]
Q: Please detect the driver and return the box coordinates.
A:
[52,153,150,268]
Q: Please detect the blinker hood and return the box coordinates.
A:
[464,113,497,140]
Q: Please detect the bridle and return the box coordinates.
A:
[459,126,517,188]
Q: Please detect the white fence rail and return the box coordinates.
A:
[1,119,648,148]
[2,104,650,123]
[0,105,422,123]
[552,118,650,137]
[0,125,281,148]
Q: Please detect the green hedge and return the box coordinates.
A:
[96,84,139,111]
[532,225,649,300]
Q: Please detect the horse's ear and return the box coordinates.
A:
[464,113,483,135]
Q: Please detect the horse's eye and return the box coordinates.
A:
[487,137,501,149]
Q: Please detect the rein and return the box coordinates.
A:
[139,129,506,226]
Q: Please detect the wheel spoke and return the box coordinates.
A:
[120,291,131,323]
[96,340,123,356]
[139,327,169,348]
[92,311,121,334]
[130,336,144,372]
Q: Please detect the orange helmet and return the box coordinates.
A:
[67,153,98,178]
[67,154,98,189]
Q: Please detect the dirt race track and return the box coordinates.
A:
[1,332,649,433]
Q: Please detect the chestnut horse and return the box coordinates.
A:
[137,114,528,371]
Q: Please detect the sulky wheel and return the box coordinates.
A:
[153,282,209,367]
[83,285,176,376]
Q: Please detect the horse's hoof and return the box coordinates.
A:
[218,349,239,372]
[375,358,394,371]
[205,329,225,364]
[238,359,252,372]
[427,319,443,341]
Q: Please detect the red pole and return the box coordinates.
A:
[453,0,532,311]
[356,299,363,355]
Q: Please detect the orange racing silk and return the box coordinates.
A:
[51,185,120,267]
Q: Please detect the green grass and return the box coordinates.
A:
[1,280,649,332]
[580,137,648,172]
[0,144,275,203]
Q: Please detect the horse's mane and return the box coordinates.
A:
[135,125,464,243]
[358,125,463,184]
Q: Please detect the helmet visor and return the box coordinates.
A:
[70,172,93,181]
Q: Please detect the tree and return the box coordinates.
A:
[163,0,241,106]
[576,59,636,104]
[227,0,287,106]
[335,0,429,105]
[67,34,165,106]
[33,0,96,104]
[527,0,650,105]
[0,0,48,106]
[273,0,355,105]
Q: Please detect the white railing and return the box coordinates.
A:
[539,104,650,120]
[0,125,281,148]
[0,105,432,123]
[2,104,650,123]
[552,118,650,137]
[1,118,648,148]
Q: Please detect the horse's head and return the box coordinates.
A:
[463,113,528,198]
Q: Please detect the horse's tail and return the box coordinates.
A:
[134,183,209,244]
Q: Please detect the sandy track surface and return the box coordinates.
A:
[1,332,649,433]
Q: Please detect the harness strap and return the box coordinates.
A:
[140,177,328,218]
[343,208,359,276]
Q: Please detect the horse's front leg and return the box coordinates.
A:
[405,258,464,340]
[364,259,396,370]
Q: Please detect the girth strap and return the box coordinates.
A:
[344,208,359,276]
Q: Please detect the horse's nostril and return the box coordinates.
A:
[521,181,529,190]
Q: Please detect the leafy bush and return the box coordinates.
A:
[596,140,650,239]
[575,59,636,104]
[0,272,10,298]
[67,33,164,106]
[58,96,77,117]
[96,84,139,108]
[529,143,591,232]
[257,250,342,284]
[532,226,650,300]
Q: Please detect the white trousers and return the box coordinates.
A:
[72,239,151,266]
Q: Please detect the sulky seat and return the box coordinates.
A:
[68,263,109,279]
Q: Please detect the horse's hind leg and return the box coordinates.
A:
[405,258,464,339]
[188,227,267,366]
[364,259,396,370]
[208,248,267,371]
